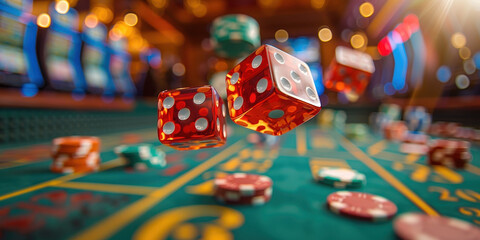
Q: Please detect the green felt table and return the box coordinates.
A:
[0,123,479,240]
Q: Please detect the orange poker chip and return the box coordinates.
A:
[52,153,100,167]
[50,164,99,174]
[51,136,101,174]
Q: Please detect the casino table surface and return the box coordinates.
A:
[0,123,479,240]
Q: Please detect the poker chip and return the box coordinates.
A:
[428,139,472,169]
[210,14,260,59]
[344,123,368,139]
[214,173,273,205]
[114,144,166,170]
[394,213,480,240]
[315,167,366,188]
[383,121,407,142]
[327,191,397,221]
[404,106,431,133]
[51,136,101,174]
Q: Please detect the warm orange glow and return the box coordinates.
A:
[92,6,113,23]
[311,0,326,9]
[318,27,332,42]
[214,61,228,71]
[451,32,466,49]
[275,29,289,43]
[359,2,374,17]
[124,13,138,27]
[55,0,70,14]
[84,14,98,28]
[350,33,367,49]
[335,82,345,91]
[37,13,51,28]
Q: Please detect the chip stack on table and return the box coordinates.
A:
[214,173,273,205]
[428,139,472,169]
[379,103,401,121]
[383,121,407,142]
[210,14,260,59]
[404,106,431,133]
[394,213,480,240]
[369,112,392,133]
[399,132,429,154]
[315,167,366,188]
[114,144,166,170]
[327,191,397,221]
[344,123,368,139]
[51,136,101,174]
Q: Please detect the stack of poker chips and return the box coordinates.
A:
[429,122,480,142]
[369,112,392,134]
[114,144,166,171]
[399,132,429,155]
[51,136,101,174]
[327,191,397,221]
[344,123,368,140]
[210,14,260,59]
[394,213,480,240]
[379,103,401,121]
[404,106,431,133]
[214,173,272,205]
[383,121,408,142]
[315,167,366,188]
[428,139,472,169]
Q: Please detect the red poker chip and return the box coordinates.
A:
[394,213,480,240]
[216,194,271,205]
[214,173,272,196]
[327,191,397,221]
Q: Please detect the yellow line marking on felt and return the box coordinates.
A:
[296,126,307,156]
[367,140,386,156]
[56,182,155,195]
[335,131,439,216]
[71,140,245,240]
[432,166,463,184]
[0,158,124,202]
[466,164,480,176]
[410,166,430,183]
[405,154,420,164]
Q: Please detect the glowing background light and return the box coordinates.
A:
[473,52,480,69]
[318,27,332,42]
[311,0,326,9]
[85,14,98,28]
[451,32,466,49]
[459,47,471,60]
[436,66,451,82]
[350,33,366,49]
[275,29,289,43]
[172,63,186,76]
[124,13,138,27]
[359,2,374,18]
[455,74,470,89]
[377,36,392,56]
[37,13,51,28]
[55,0,70,14]
[463,59,476,75]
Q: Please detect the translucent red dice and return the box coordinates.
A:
[324,46,375,97]
[157,86,227,150]
[225,44,322,136]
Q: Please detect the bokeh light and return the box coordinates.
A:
[92,6,113,23]
[318,27,332,42]
[350,33,366,49]
[311,0,326,9]
[275,29,289,43]
[474,52,480,69]
[459,47,471,60]
[172,63,186,76]
[436,65,451,82]
[151,0,168,9]
[359,2,374,18]
[37,13,51,28]
[55,0,70,14]
[451,32,466,49]
[124,13,138,27]
[455,74,470,89]
[463,59,476,75]
[85,14,98,28]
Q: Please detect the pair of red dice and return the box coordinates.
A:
[157,45,322,150]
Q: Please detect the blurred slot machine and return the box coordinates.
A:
[81,20,115,96]
[43,3,85,93]
[109,37,136,99]
[0,0,43,90]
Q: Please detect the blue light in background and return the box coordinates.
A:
[436,65,452,83]
[388,31,408,90]
[473,52,480,70]
[384,82,395,95]
[21,83,38,97]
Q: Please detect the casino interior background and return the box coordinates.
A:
[1,0,480,239]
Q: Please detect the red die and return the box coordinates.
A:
[324,46,375,96]
[225,44,322,136]
[157,86,227,150]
